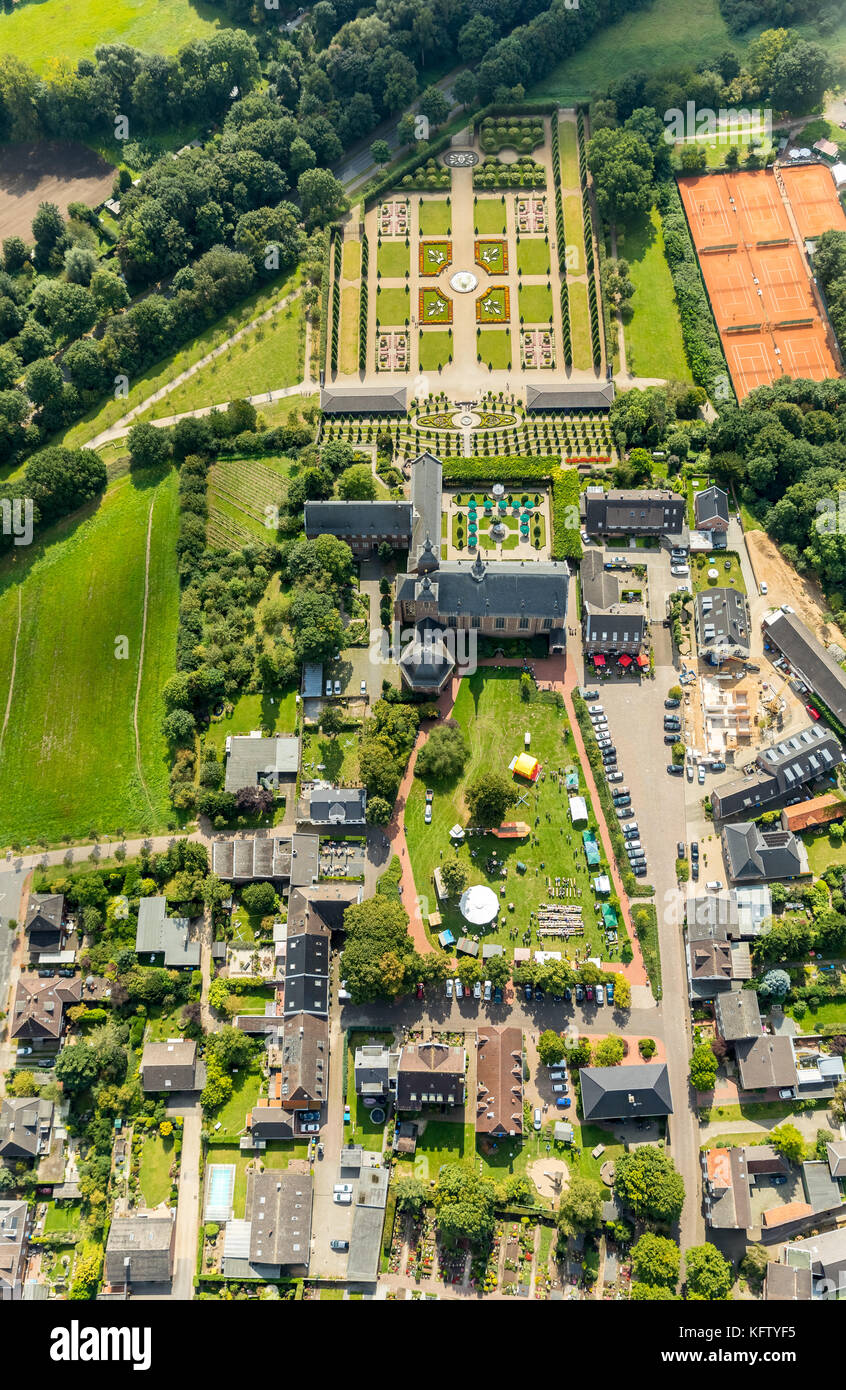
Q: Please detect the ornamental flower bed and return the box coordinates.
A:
[476,286,510,323]
[419,287,452,325]
[419,240,452,276]
[474,238,508,275]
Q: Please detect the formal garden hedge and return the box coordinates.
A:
[656,180,733,399]
[473,156,546,191]
[550,119,573,367]
[479,115,545,156]
[330,231,342,373]
[359,233,370,372]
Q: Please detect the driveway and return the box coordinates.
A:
[170,1100,202,1301]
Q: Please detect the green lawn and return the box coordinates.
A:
[803,831,846,877]
[690,551,746,595]
[139,1132,176,1208]
[144,1005,188,1043]
[418,330,453,372]
[405,670,628,961]
[301,728,360,783]
[562,196,587,275]
[477,287,509,323]
[478,329,512,369]
[393,1120,473,1180]
[0,470,179,847]
[517,238,550,276]
[342,241,361,280]
[474,197,507,235]
[532,0,750,102]
[339,286,360,374]
[377,240,410,279]
[518,284,553,324]
[787,999,846,1033]
[346,1029,394,1151]
[204,689,297,755]
[43,1202,82,1235]
[229,986,275,1016]
[559,120,581,190]
[147,297,304,419]
[621,207,692,382]
[419,200,451,236]
[211,1068,262,1139]
[375,286,410,326]
[567,280,592,369]
[58,271,302,451]
[476,239,507,275]
[0,0,227,71]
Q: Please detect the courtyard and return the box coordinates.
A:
[405,669,630,963]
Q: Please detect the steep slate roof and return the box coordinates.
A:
[723,822,807,883]
[135,897,200,968]
[764,609,846,727]
[249,1105,295,1141]
[694,485,730,527]
[703,1146,753,1230]
[0,1096,53,1159]
[399,618,455,687]
[396,1041,465,1110]
[734,1034,798,1090]
[25,894,64,950]
[304,500,412,540]
[303,785,367,825]
[0,1200,28,1298]
[409,452,443,571]
[224,735,299,793]
[10,973,82,1040]
[525,381,615,410]
[713,723,843,819]
[397,557,569,619]
[283,918,330,1017]
[475,1026,523,1137]
[715,987,762,1040]
[140,1039,198,1092]
[320,385,407,414]
[248,1168,312,1269]
[105,1213,174,1286]
[278,1012,329,1107]
[579,1063,672,1120]
[695,588,751,656]
[583,487,686,535]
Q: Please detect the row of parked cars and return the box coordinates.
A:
[586,699,648,879]
[446,977,503,1004]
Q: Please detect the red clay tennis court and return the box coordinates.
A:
[781,163,846,240]
[679,170,791,247]
[722,331,777,397]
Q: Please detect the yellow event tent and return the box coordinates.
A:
[511,752,540,782]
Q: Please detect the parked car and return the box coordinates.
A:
[483,979,492,1001]
[564,985,572,1004]
[691,861,699,880]
[616,807,634,819]
[16,1046,33,1056]
[601,748,617,761]
[623,824,639,838]
[446,978,454,999]
[334,1183,353,1195]
[548,1067,566,1079]
[808,706,821,720]
[333,679,341,696]
[595,984,605,1006]
[778,1088,795,1100]
[425,787,434,802]
[333,1191,352,1204]
[424,804,432,824]
[533,1108,543,1131]
[606,980,615,1004]
[587,704,604,715]
[760,581,768,594]
[325,679,332,697]
[686,763,694,781]
[534,988,545,1003]
[330,1239,349,1251]
[556,1097,572,1109]
[698,765,706,784]
[493,985,503,1005]
[300,1122,320,1134]
[360,680,367,695]
[317,1142,324,1159]
[455,978,464,999]
[596,737,612,749]
[300,1111,321,1122]
[582,689,599,701]
[416,981,424,1000]
[667,763,683,775]
[664,697,681,708]
[580,530,591,544]
[473,979,482,1000]
[607,771,624,783]
[585,985,594,1002]
[626,841,642,855]
[677,841,686,859]
[343,1105,350,1124]
[706,880,723,891]
[691,842,699,858]
[710,759,727,772]
[633,863,648,877]
[664,716,681,728]
[524,983,533,1002]
[551,1083,566,1093]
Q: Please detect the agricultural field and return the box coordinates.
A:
[0,141,114,241]
[146,296,305,420]
[621,208,692,382]
[0,0,228,71]
[405,670,628,961]
[206,455,292,550]
[0,469,180,847]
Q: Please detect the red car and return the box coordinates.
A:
[585,985,594,1002]
[807,705,820,720]
[416,981,424,999]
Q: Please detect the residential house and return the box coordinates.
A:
[396,1041,466,1111]
[0,1097,53,1161]
[764,1261,812,1301]
[694,589,751,664]
[212,832,320,887]
[277,1012,329,1109]
[686,888,773,941]
[0,1200,30,1301]
[140,1040,200,1093]
[135,897,200,969]
[223,733,299,795]
[475,1026,523,1138]
[780,1228,846,1296]
[579,550,647,661]
[581,487,686,538]
[304,499,412,557]
[733,1034,798,1092]
[347,1164,390,1284]
[711,724,842,821]
[714,987,762,1041]
[685,918,752,1001]
[825,1140,846,1177]
[104,1212,176,1288]
[694,485,730,532]
[297,784,367,827]
[9,973,84,1046]
[763,609,846,730]
[243,1169,312,1275]
[24,894,66,961]
[283,918,330,1018]
[722,822,809,884]
[579,1063,673,1121]
[354,1044,398,1103]
[248,1105,296,1143]
[791,1044,845,1099]
[781,793,846,834]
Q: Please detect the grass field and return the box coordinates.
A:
[205,688,297,755]
[562,196,586,274]
[802,831,846,877]
[206,454,292,549]
[478,328,512,369]
[0,469,179,847]
[691,550,745,594]
[568,281,593,369]
[419,199,451,236]
[375,286,410,326]
[621,207,691,381]
[519,284,553,323]
[139,1132,176,1208]
[532,0,749,102]
[342,241,361,280]
[56,272,302,453]
[474,198,507,235]
[301,728,360,784]
[517,238,550,276]
[0,0,227,71]
[786,999,846,1033]
[559,119,581,190]
[418,329,453,372]
[405,671,627,960]
[147,296,304,420]
[377,240,410,279]
[43,1202,81,1235]
[211,1068,262,1139]
[339,285,359,374]
[346,1029,394,1151]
